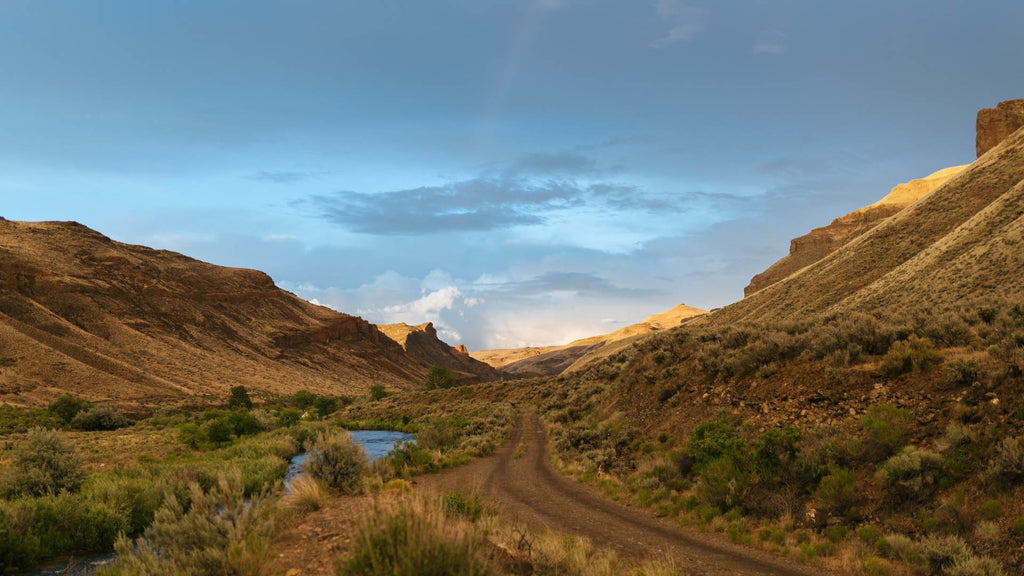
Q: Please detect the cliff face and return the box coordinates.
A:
[0,219,427,407]
[745,166,966,297]
[378,322,498,383]
[977,99,1024,157]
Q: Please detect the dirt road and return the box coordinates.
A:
[420,411,827,576]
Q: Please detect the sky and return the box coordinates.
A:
[2,0,1023,350]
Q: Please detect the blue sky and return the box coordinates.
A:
[3,0,1023,349]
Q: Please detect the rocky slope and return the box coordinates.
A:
[716,108,1024,326]
[744,165,967,296]
[472,304,705,378]
[378,322,498,383]
[0,220,427,408]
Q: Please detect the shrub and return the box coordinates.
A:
[684,416,745,467]
[339,497,491,576]
[284,475,324,513]
[879,335,942,377]
[177,423,205,449]
[876,532,915,560]
[227,385,253,410]
[71,405,131,431]
[105,474,276,575]
[978,499,1003,520]
[697,457,748,511]
[417,418,460,451]
[945,555,1005,576]
[948,358,983,387]
[443,492,484,522]
[226,410,263,436]
[291,389,317,410]
[427,365,456,389]
[814,467,858,517]
[369,384,387,401]
[202,417,234,446]
[917,535,971,574]
[302,429,368,494]
[48,394,88,424]
[0,493,127,571]
[314,396,340,419]
[85,473,165,535]
[984,436,1024,485]
[861,404,915,460]
[877,446,944,506]
[1,427,86,497]
[277,408,302,427]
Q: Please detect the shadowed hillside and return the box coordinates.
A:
[0,220,427,408]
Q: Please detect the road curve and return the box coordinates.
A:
[419,411,828,576]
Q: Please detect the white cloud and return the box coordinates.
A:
[650,0,707,47]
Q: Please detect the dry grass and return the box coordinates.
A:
[284,474,325,512]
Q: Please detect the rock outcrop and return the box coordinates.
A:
[977,99,1024,157]
[745,165,966,297]
[379,322,497,383]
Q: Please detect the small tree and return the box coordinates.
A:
[369,384,387,401]
[314,396,340,419]
[291,390,317,410]
[49,394,88,424]
[302,430,368,494]
[426,365,455,389]
[227,386,253,410]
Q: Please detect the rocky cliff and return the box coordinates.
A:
[977,99,1024,157]
[378,322,497,383]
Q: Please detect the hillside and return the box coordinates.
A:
[718,116,1024,325]
[378,322,498,383]
[0,220,427,409]
[745,165,967,296]
[472,303,705,378]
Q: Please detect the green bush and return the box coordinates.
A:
[861,404,915,460]
[71,405,131,431]
[227,385,253,410]
[417,418,460,451]
[339,499,490,576]
[879,335,942,377]
[427,365,456,389]
[302,429,368,494]
[369,384,387,401]
[226,410,263,436]
[442,492,484,522]
[48,394,88,424]
[877,446,944,507]
[202,417,234,446]
[1,427,86,497]
[0,493,127,571]
[291,389,317,410]
[948,358,983,387]
[314,396,340,419]
[684,415,745,467]
[815,467,858,517]
[697,457,748,511]
[103,474,275,575]
[84,473,164,535]
[917,535,971,574]
[277,408,302,427]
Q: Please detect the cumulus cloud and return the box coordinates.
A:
[650,0,708,47]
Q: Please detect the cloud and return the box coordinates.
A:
[475,271,655,297]
[650,0,708,47]
[250,170,326,184]
[298,152,681,236]
[753,29,787,55]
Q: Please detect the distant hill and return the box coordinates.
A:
[0,220,427,408]
[717,102,1024,325]
[472,304,706,378]
[378,322,498,383]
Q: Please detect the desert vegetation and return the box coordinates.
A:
[530,297,1024,574]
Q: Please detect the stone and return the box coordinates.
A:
[976,99,1024,157]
